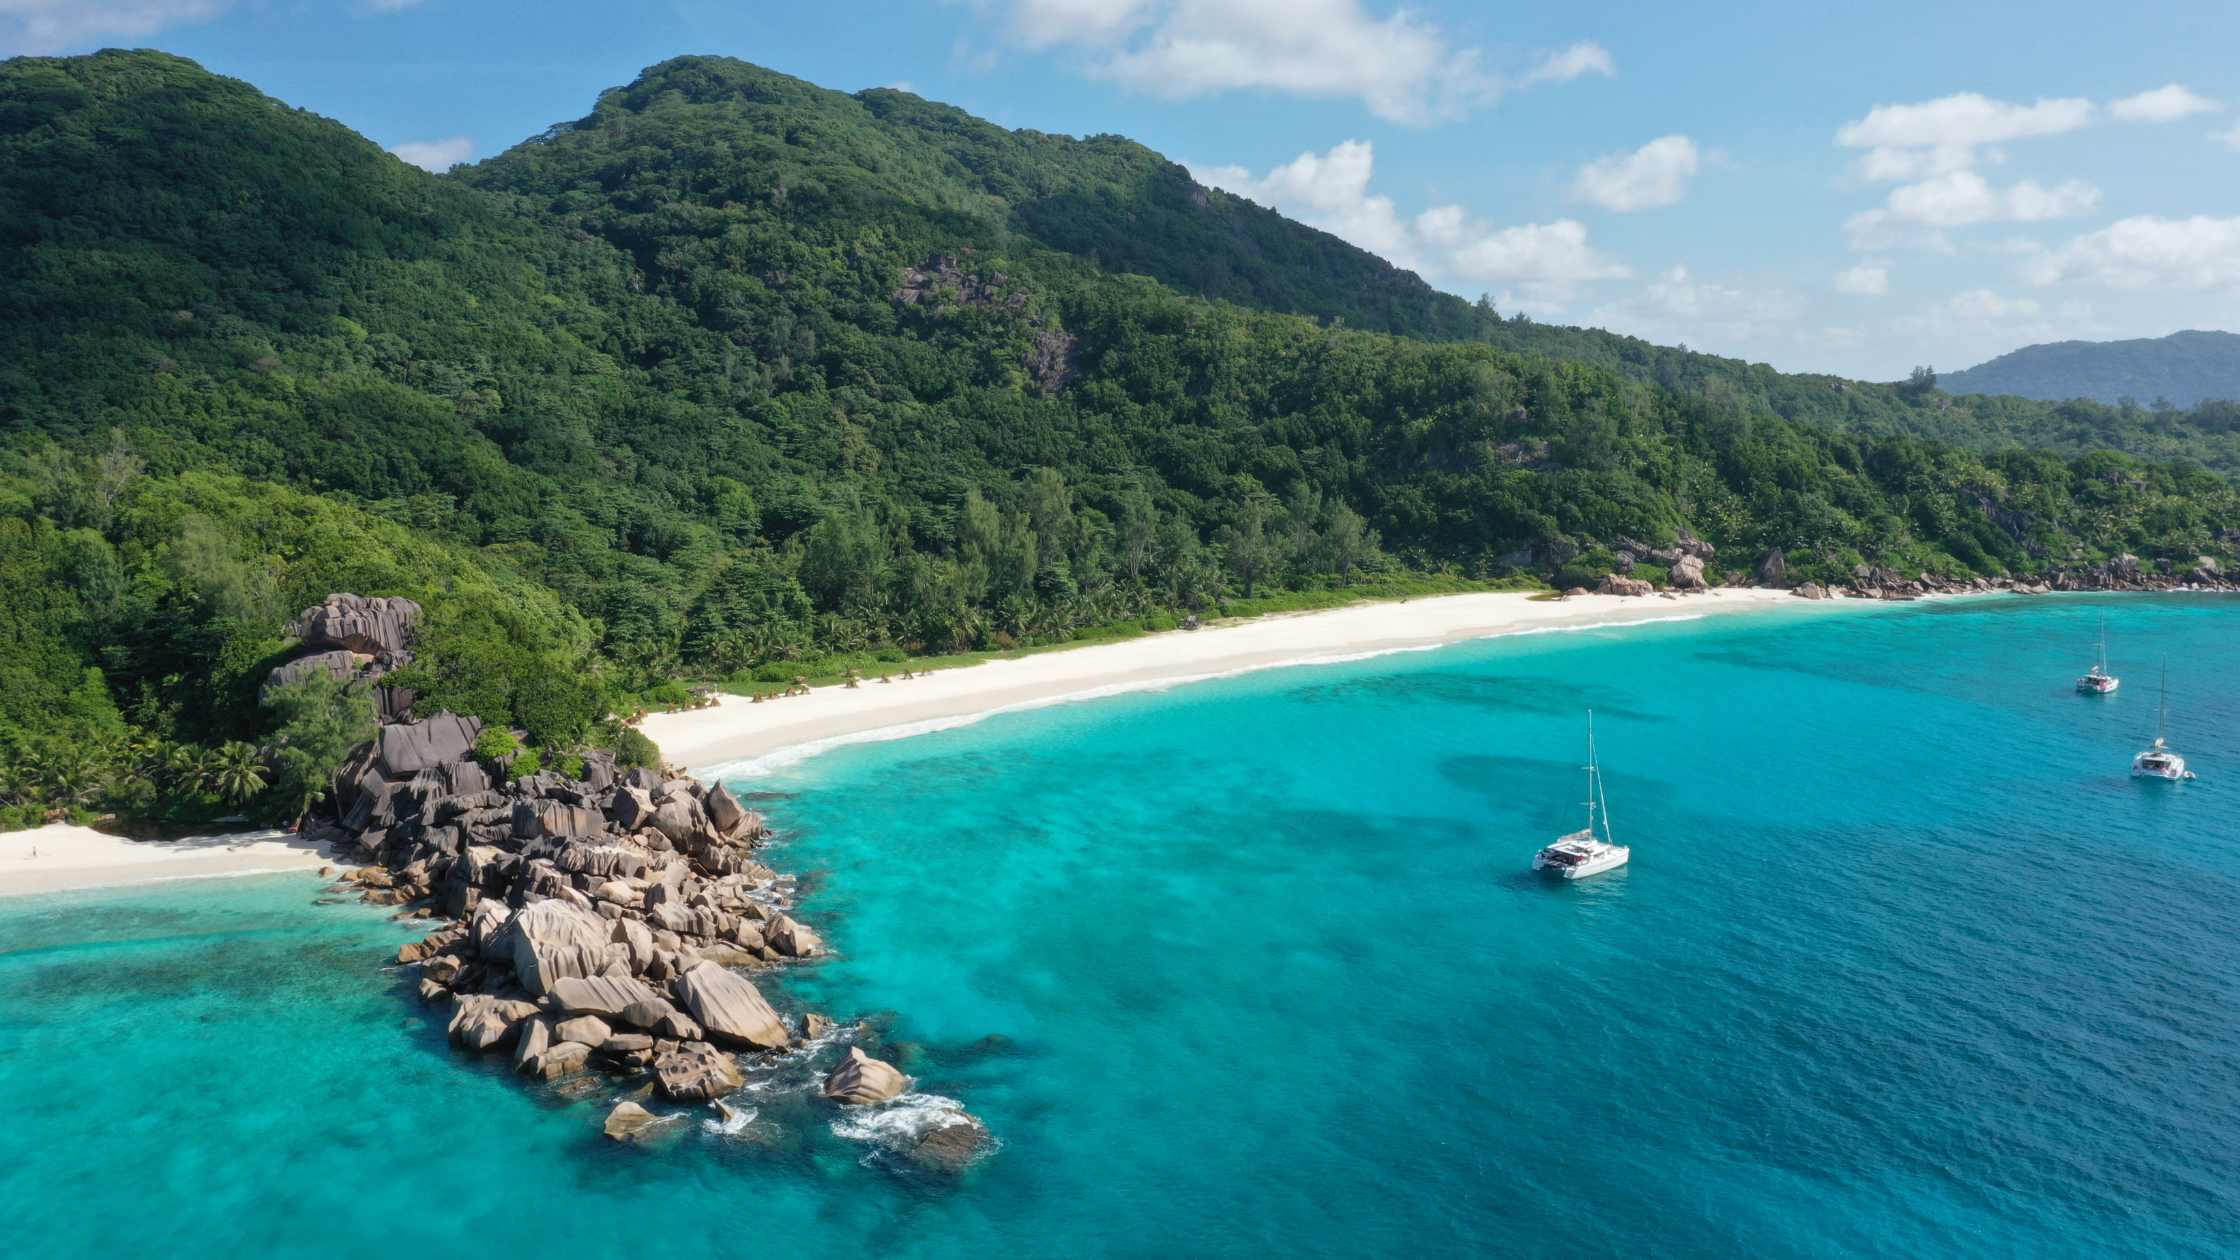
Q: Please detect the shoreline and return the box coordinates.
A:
[645,587,1827,779]
[0,824,341,898]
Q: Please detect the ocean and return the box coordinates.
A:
[2,594,2235,1259]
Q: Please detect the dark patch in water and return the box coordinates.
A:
[1288,671,1667,721]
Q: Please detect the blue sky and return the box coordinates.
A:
[10,0,2240,381]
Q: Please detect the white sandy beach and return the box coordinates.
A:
[1,587,1835,897]
[644,586,1827,778]
[0,823,342,897]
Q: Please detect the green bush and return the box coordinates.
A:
[647,682,694,706]
[613,726,660,771]
[508,749,543,778]
[473,727,521,762]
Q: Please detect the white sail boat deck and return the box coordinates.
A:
[2077,613,2118,694]
[2131,660,2196,781]
[1534,712,1631,879]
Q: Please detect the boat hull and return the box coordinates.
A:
[1535,848,1631,879]
[2078,677,2118,694]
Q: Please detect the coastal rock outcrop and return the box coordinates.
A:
[1594,574,1654,597]
[655,1041,744,1103]
[603,1100,660,1140]
[822,1047,909,1104]
[1669,554,1706,589]
[675,962,790,1049]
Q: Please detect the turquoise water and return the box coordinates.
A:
[3,595,2237,1258]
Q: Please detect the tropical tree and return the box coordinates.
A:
[211,742,270,803]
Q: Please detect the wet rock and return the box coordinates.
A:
[449,996,521,1052]
[418,978,451,1004]
[675,962,789,1049]
[527,1041,592,1080]
[512,1015,554,1074]
[902,1111,994,1174]
[823,1047,909,1104]
[655,1041,743,1103]
[802,1013,836,1040]
[603,1100,659,1141]
[397,929,463,965]
[766,914,824,957]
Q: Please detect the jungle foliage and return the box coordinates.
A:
[3,50,2238,824]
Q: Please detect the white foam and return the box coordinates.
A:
[701,1102,758,1136]
[695,611,1717,782]
[829,1091,974,1147]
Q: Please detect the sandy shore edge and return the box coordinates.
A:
[0,824,343,898]
[0,586,1873,898]
[646,587,1836,780]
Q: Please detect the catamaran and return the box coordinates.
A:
[2077,612,2119,694]
[1533,711,1631,879]
[2131,659,2196,781]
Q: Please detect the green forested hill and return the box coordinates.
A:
[1941,330,2240,409]
[2,49,2237,826]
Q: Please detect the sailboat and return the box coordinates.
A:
[2077,612,2119,694]
[2130,659,2196,780]
[1533,711,1632,879]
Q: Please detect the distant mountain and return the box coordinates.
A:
[1941,330,2240,407]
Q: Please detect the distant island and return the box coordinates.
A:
[1942,330,2240,409]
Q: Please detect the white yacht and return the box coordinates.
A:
[2077,613,2118,694]
[1534,712,1631,879]
[2131,660,2196,781]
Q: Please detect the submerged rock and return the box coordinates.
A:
[903,1111,993,1174]
[823,1047,908,1105]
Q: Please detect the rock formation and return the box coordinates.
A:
[822,1047,909,1105]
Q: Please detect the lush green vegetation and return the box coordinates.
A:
[3,49,2238,828]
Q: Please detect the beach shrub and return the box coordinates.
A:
[612,727,660,771]
[508,749,543,778]
[265,673,375,825]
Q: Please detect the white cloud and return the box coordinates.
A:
[0,0,229,54]
[1571,135,1699,212]
[1589,266,1814,350]
[2109,84,2219,122]
[1834,262,1889,295]
[2215,121,2240,152]
[1836,92,2095,150]
[1004,0,1607,124]
[1836,91,2095,186]
[2020,215,2240,289]
[1845,170,2099,246]
[1194,139,1627,305]
[1519,42,1614,87]
[391,136,474,172]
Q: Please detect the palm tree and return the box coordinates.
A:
[287,778,326,830]
[212,742,270,803]
[164,742,205,793]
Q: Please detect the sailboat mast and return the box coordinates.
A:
[2159,658,2169,744]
